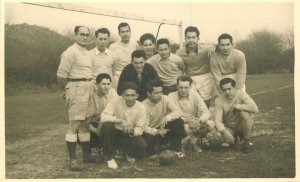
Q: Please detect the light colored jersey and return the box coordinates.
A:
[176,44,214,76]
[89,47,119,80]
[57,43,92,79]
[147,53,185,86]
[143,95,182,134]
[168,90,210,122]
[101,96,146,135]
[210,49,247,95]
[109,41,138,76]
[97,88,118,116]
[214,90,258,132]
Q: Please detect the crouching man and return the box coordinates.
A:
[168,75,215,153]
[207,78,258,153]
[100,82,147,169]
[143,79,185,158]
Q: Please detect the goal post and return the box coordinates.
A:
[23,2,184,47]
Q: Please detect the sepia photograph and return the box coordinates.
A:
[2,0,297,180]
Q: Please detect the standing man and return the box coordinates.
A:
[110,22,138,88]
[57,26,98,171]
[89,73,118,157]
[139,33,156,60]
[101,82,147,169]
[89,28,119,84]
[206,78,258,153]
[117,50,160,101]
[210,33,247,96]
[143,79,185,157]
[168,75,215,153]
[176,26,215,106]
[147,38,186,95]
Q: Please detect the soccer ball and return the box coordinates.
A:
[158,150,176,166]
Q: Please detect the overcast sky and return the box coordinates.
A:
[5,2,294,44]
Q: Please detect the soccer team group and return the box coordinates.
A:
[57,22,259,171]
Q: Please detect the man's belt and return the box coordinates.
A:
[67,78,92,82]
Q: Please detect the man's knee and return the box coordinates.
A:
[204,120,216,131]
[131,136,147,150]
[101,122,115,135]
[240,111,255,124]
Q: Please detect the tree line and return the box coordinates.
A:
[5,24,294,94]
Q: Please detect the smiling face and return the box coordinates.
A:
[157,44,170,59]
[75,27,90,47]
[142,39,155,57]
[132,57,145,74]
[219,39,233,56]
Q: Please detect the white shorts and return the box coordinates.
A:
[191,73,216,100]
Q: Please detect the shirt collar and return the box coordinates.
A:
[95,47,109,55]
[159,53,173,61]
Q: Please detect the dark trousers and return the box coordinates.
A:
[101,122,147,161]
[90,122,101,149]
[143,118,185,155]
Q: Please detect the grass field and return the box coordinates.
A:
[5,74,295,178]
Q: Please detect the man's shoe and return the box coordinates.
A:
[126,154,136,163]
[70,159,82,171]
[107,159,118,169]
[192,143,203,153]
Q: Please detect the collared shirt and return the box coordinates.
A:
[210,49,247,91]
[143,95,182,134]
[101,96,146,135]
[97,88,118,116]
[147,53,185,86]
[57,43,92,79]
[168,90,210,122]
[89,47,119,80]
[117,63,161,101]
[176,44,214,76]
[109,41,138,75]
[214,90,258,132]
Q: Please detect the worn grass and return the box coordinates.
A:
[5,74,295,178]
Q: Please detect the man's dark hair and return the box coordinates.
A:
[218,33,233,44]
[219,77,236,89]
[118,22,130,32]
[131,50,146,62]
[74,26,89,35]
[146,79,163,93]
[177,75,193,85]
[140,33,156,45]
[121,82,138,94]
[156,38,170,47]
[95,28,110,38]
[184,26,200,38]
[96,73,112,84]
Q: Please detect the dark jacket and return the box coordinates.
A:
[117,63,161,101]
